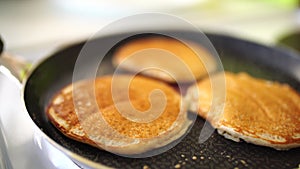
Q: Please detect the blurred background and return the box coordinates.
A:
[0,0,300,60]
[0,0,300,168]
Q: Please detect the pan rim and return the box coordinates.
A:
[21,29,300,168]
[19,36,116,169]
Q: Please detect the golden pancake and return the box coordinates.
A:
[46,75,191,154]
[187,72,300,150]
[112,36,216,83]
[81,99,190,154]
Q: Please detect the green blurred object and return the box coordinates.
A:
[278,32,300,53]
[263,0,299,8]
[277,0,300,54]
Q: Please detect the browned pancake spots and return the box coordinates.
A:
[46,75,181,142]
[113,36,215,82]
[101,99,180,138]
[195,72,300,145]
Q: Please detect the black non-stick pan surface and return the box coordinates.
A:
[24,30,300,169]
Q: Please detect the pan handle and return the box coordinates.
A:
[0,37,31,84]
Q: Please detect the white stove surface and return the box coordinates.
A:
[0,72,81,169]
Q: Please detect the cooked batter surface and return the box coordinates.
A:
[188,72,300,150]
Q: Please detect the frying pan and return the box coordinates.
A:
[1,30,300,169]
